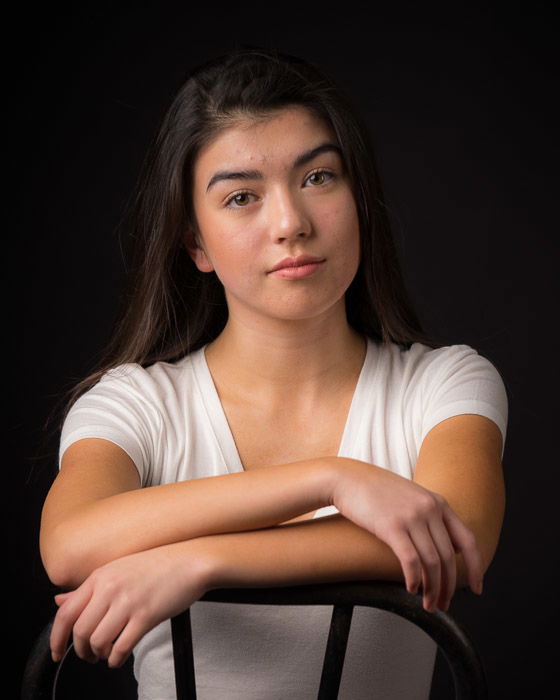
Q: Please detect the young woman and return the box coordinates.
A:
[40,48,507,699]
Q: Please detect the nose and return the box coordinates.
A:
[268,187,312,243]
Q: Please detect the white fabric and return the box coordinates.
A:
[59,340,508,699]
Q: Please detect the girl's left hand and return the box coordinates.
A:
[50,542,210,668]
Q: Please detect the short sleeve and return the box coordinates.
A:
[420,345,508,455]
[59,364,163,482]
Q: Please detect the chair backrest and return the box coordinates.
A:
[20,622,137,700]
[172,581,488,700]
[21,581,487,700]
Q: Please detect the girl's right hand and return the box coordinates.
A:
[50,541,212,668]
[329,458,483,612]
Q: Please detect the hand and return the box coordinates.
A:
[50,542,210,668]
[330,459,483,612]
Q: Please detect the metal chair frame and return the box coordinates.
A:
[21,581,487,700]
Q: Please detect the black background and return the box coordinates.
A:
[13,2,558,697]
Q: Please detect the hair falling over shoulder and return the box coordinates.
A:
[59,46,440,425]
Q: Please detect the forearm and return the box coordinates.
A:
[194,514,404,591]
[192,514,475,598]
[41,457,338,586]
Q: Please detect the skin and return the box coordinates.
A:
[40,107,505,669]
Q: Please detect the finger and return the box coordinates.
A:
[408,525,441,612]
[443,507,484,595]
[89,607,130,661]
[50,585,93,662]
[71,594,112,663]
[427,519,457,611]
[54,592,72,606]
[385,531,423,595]
[107,617,149,668]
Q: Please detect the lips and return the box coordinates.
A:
[268,255,325,273]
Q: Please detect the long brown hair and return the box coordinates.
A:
[61,47,439,419]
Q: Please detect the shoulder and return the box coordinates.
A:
[371,340,508,448]
[62,349,206,435]
[59,350,205,478]
[99,353,194,389]
[407,343,506,397]
[374,341,504,386]
[85,351,199,408]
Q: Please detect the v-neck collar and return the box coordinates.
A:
[191,338,378,475]
[191,348,245,475]
[337,338,378,458]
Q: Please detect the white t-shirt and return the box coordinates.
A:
[59,339,508,700]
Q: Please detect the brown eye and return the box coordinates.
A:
[306,170,333,187]
[309,172,326,185]
[226,191,253,208]
[233,193,250,206]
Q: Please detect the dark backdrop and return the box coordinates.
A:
[13,2,557,697]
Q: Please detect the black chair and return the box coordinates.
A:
[21,581,487,699]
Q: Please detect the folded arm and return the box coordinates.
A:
[41,441,336,586]
[44,414,505,666]
[49,514,401,667]
[195,413,505,600]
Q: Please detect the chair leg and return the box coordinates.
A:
[171,610,197,700]
[317,604,354,700]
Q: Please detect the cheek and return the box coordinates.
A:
[327,210,361,287]
[203,229,262,290]
[199,211,259,262]
[319,202,360,256]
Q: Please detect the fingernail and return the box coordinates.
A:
[51,651,61,663]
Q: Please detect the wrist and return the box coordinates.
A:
[172,538,219,597]
[323,456,368,508]
[319,456,344,507]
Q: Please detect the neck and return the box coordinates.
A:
[205,302,366,398]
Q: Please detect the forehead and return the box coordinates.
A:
[194,107,337,176]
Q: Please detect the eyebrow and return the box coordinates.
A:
[206,142,342,192]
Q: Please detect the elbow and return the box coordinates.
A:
[40,525,94,589]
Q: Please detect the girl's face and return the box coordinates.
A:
[189,106,361,326]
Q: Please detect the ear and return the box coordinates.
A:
[186,233,214,273]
